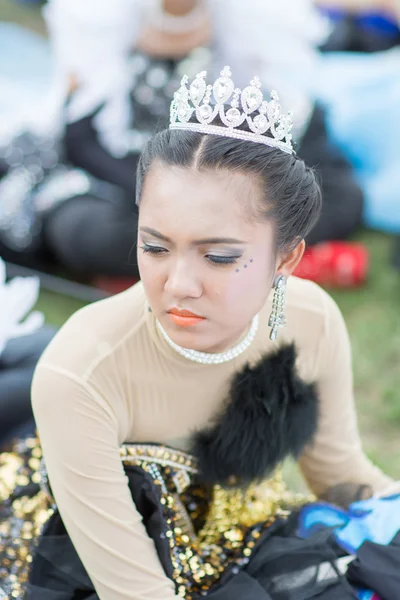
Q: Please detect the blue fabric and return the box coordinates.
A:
[319,8,399,35]
[298,495,400,599]
[357,592,375,600]
[298,494,400,554]
[311,50,400,233]
[297,502,349,539]
[0,23,52,129]
[335,494,400,554]
[357,14,400,36]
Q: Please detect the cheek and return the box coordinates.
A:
[137,252,164,300]
[210,261,270,309]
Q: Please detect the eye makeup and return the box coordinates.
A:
[235,258,254,273]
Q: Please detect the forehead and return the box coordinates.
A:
[139,163,261,237]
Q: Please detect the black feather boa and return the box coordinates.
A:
[191,344,319,487]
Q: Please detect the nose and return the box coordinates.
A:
[164,257,203,300]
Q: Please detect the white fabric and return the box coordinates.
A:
[211,0,331,137]
[0,258,44,356]
[42,0,331,153]
[43,0,145,155]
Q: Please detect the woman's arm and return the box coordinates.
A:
[32,362,178,600]
[298,291,393,498]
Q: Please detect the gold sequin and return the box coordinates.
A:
[0,440,310,600]
[0,438,54,599]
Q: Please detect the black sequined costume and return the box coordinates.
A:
[0,436,363,600]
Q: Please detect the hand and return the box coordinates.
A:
[374,480,400,499]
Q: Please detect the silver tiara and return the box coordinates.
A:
[169,66,294,154]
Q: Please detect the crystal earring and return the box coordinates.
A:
[268,275,287,341]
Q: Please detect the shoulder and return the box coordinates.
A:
[37,281,148,380]
[278,276,344,333]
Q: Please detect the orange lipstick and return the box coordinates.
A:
[168,308,205,328]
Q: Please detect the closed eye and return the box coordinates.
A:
[140,244,168,255]
[206,255,240,265]
[141,244,240,267]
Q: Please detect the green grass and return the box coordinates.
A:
[35,291,86,327]
[328,232,400,478]
[0,0,46,35]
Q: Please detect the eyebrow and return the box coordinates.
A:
[139,227,246,245]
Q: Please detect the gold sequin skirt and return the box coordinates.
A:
[0,437,307,599]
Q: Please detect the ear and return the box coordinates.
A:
[275,239,305,278]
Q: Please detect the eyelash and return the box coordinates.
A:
[140,244,239,266]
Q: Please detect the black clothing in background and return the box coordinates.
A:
[0,326,56,444]
[347,531,400,600]
[298,106,364,247]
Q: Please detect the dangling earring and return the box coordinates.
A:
[268,274,287,341]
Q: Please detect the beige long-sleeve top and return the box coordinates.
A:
[32,277,392,600]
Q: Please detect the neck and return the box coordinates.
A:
[163,0,199,16]
[155,314,260,365]
[205,323,254,354]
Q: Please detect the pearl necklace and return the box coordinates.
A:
[156,314,260,365]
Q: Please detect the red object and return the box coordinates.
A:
[92,277,139,295]
[293,242,369,288]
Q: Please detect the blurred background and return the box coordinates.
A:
[0,0,399,478]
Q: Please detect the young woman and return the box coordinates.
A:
[0,68,397,600]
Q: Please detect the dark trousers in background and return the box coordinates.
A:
[43,114,140,277]
[0,326,56,445]
[298,106,364,246]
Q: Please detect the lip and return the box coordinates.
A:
[168,308,204,318]
[167,308,206,328]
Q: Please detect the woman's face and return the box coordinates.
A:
[137,163,279,353]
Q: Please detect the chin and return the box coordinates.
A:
[167,325,207,349]
[172,329,230,354]
[162,319,215,350]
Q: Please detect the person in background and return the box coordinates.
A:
[0,0,364,284]
[0,257,55,446]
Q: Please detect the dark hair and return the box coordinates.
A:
[136,127,322,253]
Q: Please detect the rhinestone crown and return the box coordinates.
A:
[169,66,294,154]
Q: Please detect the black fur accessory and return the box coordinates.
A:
[191,344,319,487]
